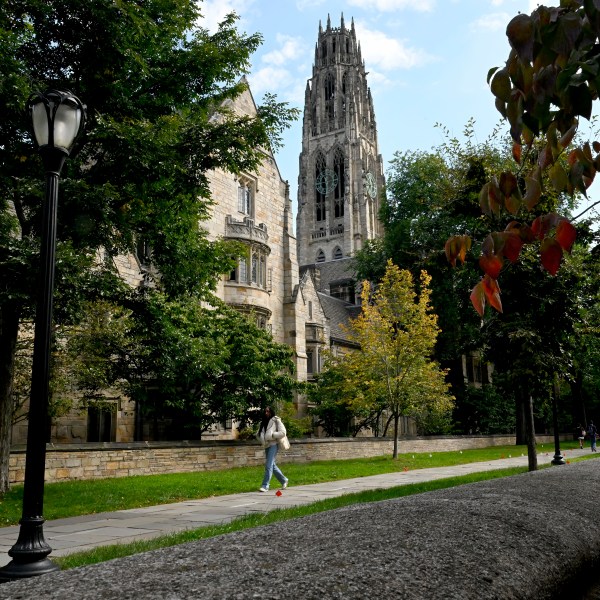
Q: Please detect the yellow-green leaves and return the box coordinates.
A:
[343,262,453,430]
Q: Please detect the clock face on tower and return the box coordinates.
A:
[315,168,338,195]
[365,172,377,198]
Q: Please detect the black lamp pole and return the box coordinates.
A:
[551,376,565,466]
[0,89,85,581]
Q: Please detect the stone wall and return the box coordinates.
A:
[8,434,565,485]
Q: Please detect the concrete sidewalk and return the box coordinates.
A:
[0,446,591,563]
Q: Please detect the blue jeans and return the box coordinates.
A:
[261,444,287,489]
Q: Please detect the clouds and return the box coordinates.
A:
[347,0,434,11]
[470,12,511,32]
[198,0,256,33]
[355,22,435,71]
[262,34,306,66]
[296,0,433,10]
[489,0,560,13]
[249,33,310,101]
[248,12,436,102]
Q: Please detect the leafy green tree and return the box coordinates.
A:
[356,130,515,434]
[0,1,298,493]
[63,294,299,438]
[443,2,600,469]
[313,262,454,457]
[310,354,386,437]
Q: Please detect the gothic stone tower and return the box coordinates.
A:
[296,15,383,270]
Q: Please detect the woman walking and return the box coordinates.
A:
[257,406,289,492]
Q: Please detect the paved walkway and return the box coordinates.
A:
[0,446,591,563]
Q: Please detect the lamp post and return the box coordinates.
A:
[0,89,85,581]
[551,376,565,466]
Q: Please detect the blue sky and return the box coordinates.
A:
[199,0,598,225]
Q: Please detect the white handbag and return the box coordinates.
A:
[278,436,291,451]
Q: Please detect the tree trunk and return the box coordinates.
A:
[515,392,526,445]
[571,370,587,427]
[525,394,537,472]
[392,413,399,459]
[0,303,20,494]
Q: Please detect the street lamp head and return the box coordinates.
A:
[28,89,86,173]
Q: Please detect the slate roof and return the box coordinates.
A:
[300,257,356,293]
[317,292,359,345]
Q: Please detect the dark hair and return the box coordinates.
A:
[259,406,275,434]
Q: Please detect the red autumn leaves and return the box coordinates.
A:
[445,214,576,316]
[443,4,599,316]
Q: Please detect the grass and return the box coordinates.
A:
[0,440,588,527]
[2,440,597,571]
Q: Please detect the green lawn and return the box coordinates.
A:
[0,440,585,527]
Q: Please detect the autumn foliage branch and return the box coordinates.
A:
[445,2,600,316]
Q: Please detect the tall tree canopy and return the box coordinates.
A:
[356,128,517,434]
[63,295,298,439]
[442,1,600,467]
[0,0,299,493]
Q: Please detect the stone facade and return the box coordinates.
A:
[201,82,331,415]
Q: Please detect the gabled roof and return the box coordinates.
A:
[317,292,358,345]
[300,257,356,292]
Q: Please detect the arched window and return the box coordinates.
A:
[237,179,253,216]
[316,249,325,263]
[324,74,335,126]
[315,153,326,222]
[333,148,345,218]
[333,246,343,260]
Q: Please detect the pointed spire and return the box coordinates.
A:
[327,14,331,31]
[319,19,322,34]
[341,13,345,30]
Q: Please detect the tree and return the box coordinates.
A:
[0,2,299,493]
[314,261,454,458]
[444,2,600,469]
[63,293,299,438]
[310,354,386,437]
[355,130,515,435]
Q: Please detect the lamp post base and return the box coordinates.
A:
[0,557,59,583]
[0,517,59,582]
[551,453,566,466]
